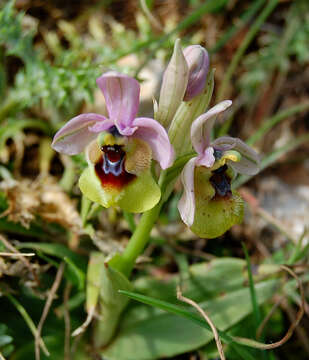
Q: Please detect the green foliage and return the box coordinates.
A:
[101,258,279,360]
[239,1,309,97]
[0,1,307,359]
[0,1,36,61]
[0,323,14,357]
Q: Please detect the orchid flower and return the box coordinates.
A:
[178,100,260,238]
[52,71,174,213]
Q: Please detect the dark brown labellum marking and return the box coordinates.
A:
[213,148,223,160]
[209,164,232,199]
[108,125,121,137]
[95,145,135,189]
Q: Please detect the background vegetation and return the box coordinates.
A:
[0,0,308,359]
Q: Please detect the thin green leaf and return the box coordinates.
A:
[209,0,266,54]
[6,294,49,356]
[17,242,87,271]
[242,244,268,360]
[64,256,85,290]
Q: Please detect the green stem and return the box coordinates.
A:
[123,211,136,232]
[216,0,278,102]
[111,171,169,276]
[59,158,76,193]
[115,202,163,276]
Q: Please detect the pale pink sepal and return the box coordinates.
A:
[132,117,175,169]
[178,157,197,227]
[52,113,109,155]
[190,100,232,155]
[183,45,209,101]
[96,71,140,132]
[196,147,215,168]
[213,136,260,175]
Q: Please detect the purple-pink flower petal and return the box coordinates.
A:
[132,117,175,169]
[196,147,215,168]
[178,157,197,227]
[52,113,109,155]
[88,119,115,133]
[212,136,260,175]
[96,71,140,132]
[183,45,209,101]
[190,100,232,155]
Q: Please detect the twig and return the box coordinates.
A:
[0,234,38,282]
[239,189,298,244]
[176,287,226,360]
[71,307,95,337]
[281,298,309,356]
[0,252,35,257]
[233,265,305,350]
[35,262,65,360]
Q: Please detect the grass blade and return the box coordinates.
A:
[233,133,309,188]
[217,0,278,101]
[247,102,309,146]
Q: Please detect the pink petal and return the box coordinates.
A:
[132,117,175,169]
[178,157,197,227]
[96,71,140,132]
[213,136,260,175]
[196,147,215,167]
[52,113,109,155]
[183,45,209,101]
[191,100,232,155]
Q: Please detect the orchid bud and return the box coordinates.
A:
[183,45,209,101]
[168,69,214,157]
[156,39,189,129]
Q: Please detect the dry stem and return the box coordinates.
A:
[234,265,305,350]
[176,286,226,360]
[0,234,38,282]
[35,262,65,360]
